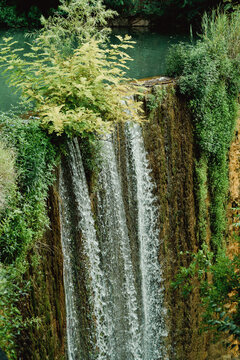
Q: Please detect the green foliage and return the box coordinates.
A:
[0,114,56,264]
[0,0,143,138]
[0,0,28,28]
[195,155,208,244]
[104,0,224,29]
[146,85,167,113]
[0,113,57,358]
[0,0,59,29]
[103,0,138,16]
[167,10,240,249]
[140,1,164,16]
[172,244,240,345]
[39,0,116,55]
[208,154,229,249]
[223,0,240,11]
[170,9,240,346]
[0,263,29,359]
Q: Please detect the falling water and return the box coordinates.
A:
[59,138,108,360]
[59,128,168,359]
[59,163,82,359]
[96,136,142,360]
[125,122,168,360]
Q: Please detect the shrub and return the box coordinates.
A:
[167,9,240,249]
[0,0,143,138]
[0,114,56,264]
[0,0,28,28]
[172,243,240,348]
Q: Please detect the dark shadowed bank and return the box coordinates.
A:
[0,0,230,30]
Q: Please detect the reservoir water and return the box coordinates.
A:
[0,28,189,111]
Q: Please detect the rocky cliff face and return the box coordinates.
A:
[16,182,66,360]
[141,80,239,359]
[141,80,207,359]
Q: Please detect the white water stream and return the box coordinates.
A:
[59,139,108,360]
[59,127,168,359]
[125,123,168,359]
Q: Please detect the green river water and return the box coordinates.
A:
[0,28,189,111]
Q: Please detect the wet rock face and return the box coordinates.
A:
[141,81,237,360]
[16,182,66,360]
[141,82,207,360]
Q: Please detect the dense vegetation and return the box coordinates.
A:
[168,9,240,348]
[105,0,225,28]
[0,0,59,28]
[1,0,240,357]
[0,0,235,30]
[0,114,57,358]
[0,140,15,211]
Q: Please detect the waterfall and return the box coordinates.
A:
[59,127,168,359]
[59,163,82,359]
[125,123,168,360]
[59,138,108,360]
[96,136,142,360]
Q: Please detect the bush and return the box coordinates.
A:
[0,0,28,28]
[0,0,143,138]
[0,114,56,264]
[167,9,240,248]
[0,0,58,28]
[172,243,240,348]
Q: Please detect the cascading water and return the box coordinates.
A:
[96,136,142,360]
[125,123,168,359]
[59,126,168,359]
[59,163,82,359]
[59,138,108,360]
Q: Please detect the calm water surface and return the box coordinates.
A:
[0,28,189,111]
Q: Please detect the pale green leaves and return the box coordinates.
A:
[0,0,143,137]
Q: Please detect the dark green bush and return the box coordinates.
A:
[0,114,56,264]
[0,113,57,358]
[0,0,59,28]
[167,9,240,248]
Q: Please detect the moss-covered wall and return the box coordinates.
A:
[139,81,205,359]
[139,79,237,359]
[15,181,66,360]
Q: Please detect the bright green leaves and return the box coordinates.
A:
[0,1,143,138]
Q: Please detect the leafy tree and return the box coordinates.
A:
[0,0,143,137]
